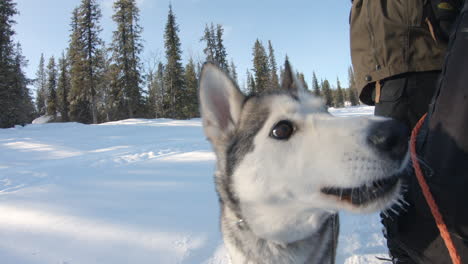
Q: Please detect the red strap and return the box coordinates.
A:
[410,113,461,264]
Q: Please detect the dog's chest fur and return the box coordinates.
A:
[221,207,339,264]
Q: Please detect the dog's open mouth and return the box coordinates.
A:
[320,175,400,206]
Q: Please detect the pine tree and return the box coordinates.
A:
[229,59,238,84]
[279,56,289,90]
[11,44,35,125]
[46,57,58,117]
[163,5,185,119]
[111,0,143,119]
[246,69,256,95]
[34,54,47,115]
[312,71,320,97]
[57,52,70,121]
[155,62,165,117]
[0,0,34,128]
[214,24,228,72]
[348,66,359,106]
[322,79,333,107]
[200,23,216,62]
[296,72,308,89]
[184,58,199,118]
[335,78,345,108]
[68,1,104,124]
[80,0,105,123]
[267,40,279,90]
[68,7,91,123]
[252,39,270,93]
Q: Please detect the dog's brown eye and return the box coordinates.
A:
[270,120,294,140]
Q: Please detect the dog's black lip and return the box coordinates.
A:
[320,175,400,206]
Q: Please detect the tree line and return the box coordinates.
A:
[0,0,360,129]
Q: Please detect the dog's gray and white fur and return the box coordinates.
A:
[199,62,407,264]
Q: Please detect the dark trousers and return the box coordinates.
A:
[373,71,440,264]
[374,3,468,263]
[373,71,440,129]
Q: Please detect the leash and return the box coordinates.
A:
[410,113,461,264]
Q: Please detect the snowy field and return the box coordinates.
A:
[0,105,393,264]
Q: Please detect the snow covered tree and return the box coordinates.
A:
[163,5,185,119]
[111,0,144,119]
[252,39,270,93]
[267,40,279,90]
[35,54,47,115]
[46,57,58,117]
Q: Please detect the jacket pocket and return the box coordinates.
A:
[378,78,406,102]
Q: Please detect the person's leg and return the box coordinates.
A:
[373,71,440,264]
[414,3,468,262]
[379,3,468,263]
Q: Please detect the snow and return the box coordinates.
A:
[0,105,391,264]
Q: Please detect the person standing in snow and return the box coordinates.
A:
[349,0,465,263]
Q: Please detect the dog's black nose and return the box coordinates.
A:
[367,119,410,160]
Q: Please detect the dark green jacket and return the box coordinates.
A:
[350,0,450,105]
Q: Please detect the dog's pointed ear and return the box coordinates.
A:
[281,59,301,95]
[199,63,245,145]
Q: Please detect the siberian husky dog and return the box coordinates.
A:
[199,62,408,264]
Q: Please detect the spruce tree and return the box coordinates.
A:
[200,23,216,62]
[68,7,91,123]
[267,40,279,90]
[296,72,308,89]
[312,71,320,97]
[335,78,345,108]
[111,0,143,119]
[322,79,333,107]
[155,62,165,117]
[11,44,35,125]
[246,69,256,95]
[81,0,105,123]
[0,0,34,128]
[252,39,270,93]
[57,53,70,121]
[35,54,47,115]
[214,24,228,72]
[184,58,199,118]
[46,57,58,117]
[147,62,166,118]
[348,66,359,106]
[68,1,104,124]
[229,59,238,84]
[163,5,185,119]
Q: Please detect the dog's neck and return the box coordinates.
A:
[220,205,339,264]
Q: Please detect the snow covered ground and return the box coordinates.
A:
[0,105,392,264]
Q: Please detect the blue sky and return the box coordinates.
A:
[15,0,352,91]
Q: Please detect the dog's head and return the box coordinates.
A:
[199,62,408,243]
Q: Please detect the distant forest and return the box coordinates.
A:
[0,0,360,129]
